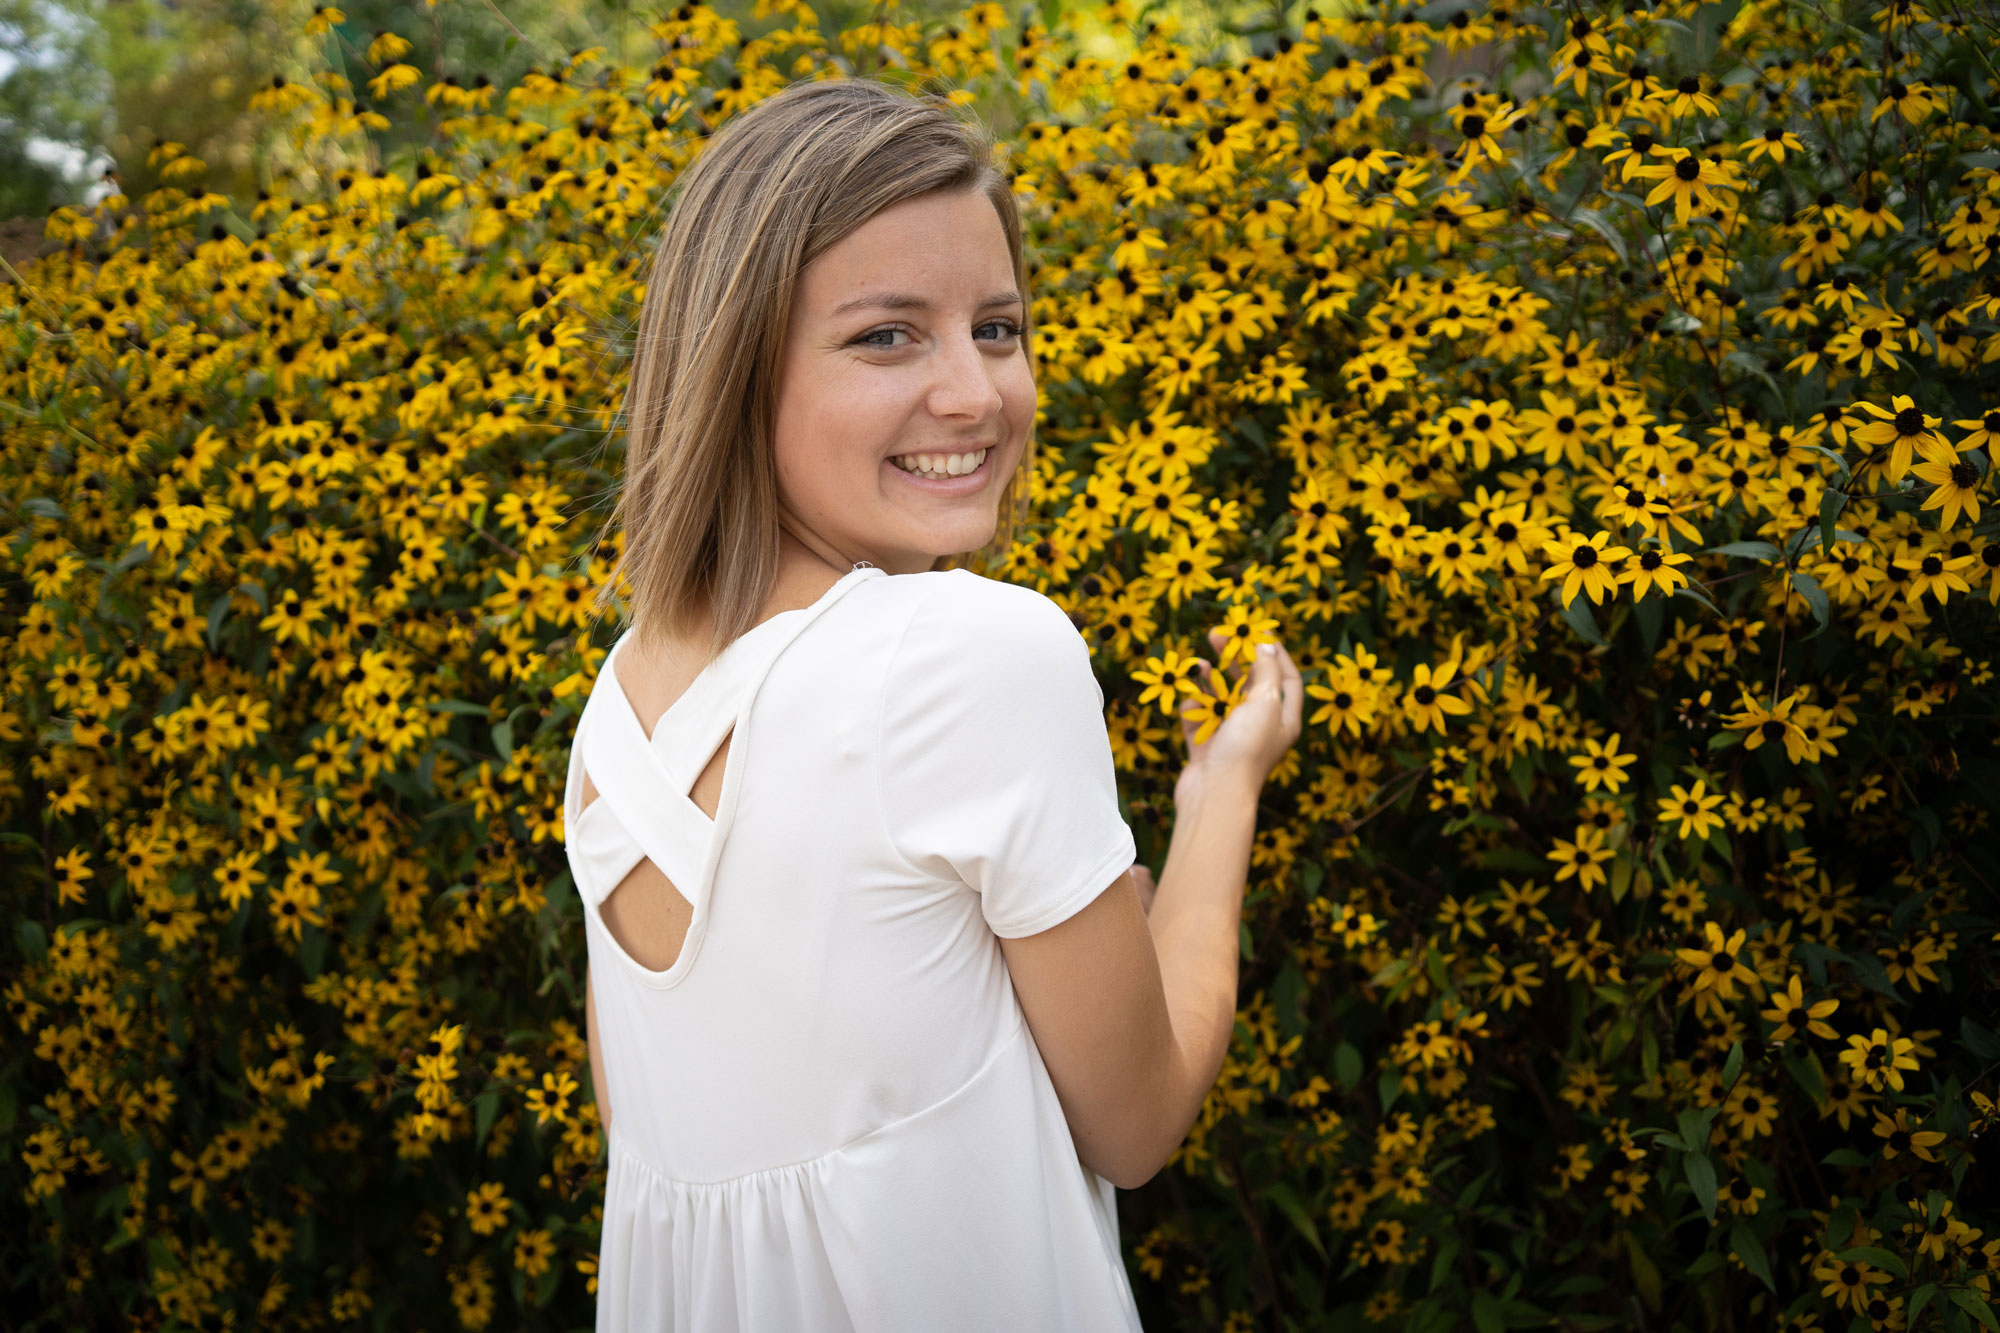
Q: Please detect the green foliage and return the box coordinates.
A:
[2,0,1998,1328]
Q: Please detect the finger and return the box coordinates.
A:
[1251,643,1283,693]
[1278,647,1303,733]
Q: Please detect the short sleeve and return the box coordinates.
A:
[879,572,1138,938]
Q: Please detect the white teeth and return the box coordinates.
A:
[892,448,988,478]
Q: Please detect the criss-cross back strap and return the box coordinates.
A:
[569,566,885,928]
[578,688,716,902]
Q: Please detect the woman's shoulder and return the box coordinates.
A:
[870,570,1092,708]
[878,569,1077,647]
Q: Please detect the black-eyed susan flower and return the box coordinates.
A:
[1894,546,1976,604]
[1656,778,1725,840]
[1401,651,1473,734]
[1631,146,1741,225]
[1541,529,1633,607]
[1618,542,1695,599]
[1676,922,1759,1000]
[1871,1107,1946,1162]
[1839,1027,1920,1093]
[1742,124,1805,164]
[1910,453,1983,529]
[1568,732,1638,792]
[1760,974,1839,1042]
[1547,826,1615,891]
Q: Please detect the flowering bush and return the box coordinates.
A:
[4,0,1998,1327]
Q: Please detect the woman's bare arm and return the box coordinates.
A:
[997,770,1260,1189]
[586,965,611,1136]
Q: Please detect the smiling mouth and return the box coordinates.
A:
[888,446,991,479]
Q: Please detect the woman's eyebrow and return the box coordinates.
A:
[829,290,1023,317]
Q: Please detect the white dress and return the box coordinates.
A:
[562,564,1146,1332]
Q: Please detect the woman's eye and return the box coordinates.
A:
[852,320,1023,349]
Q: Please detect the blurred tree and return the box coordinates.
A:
[0,0,109,218]
[2,0,1320,225]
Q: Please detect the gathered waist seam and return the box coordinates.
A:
[609,1014,1030,1190]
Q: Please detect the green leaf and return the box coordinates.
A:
[1623,1230,1662,1311]
[1676,1105,1720,1151]
[1424,946,1451,993]
[1429,1236,1460,1293]
[1964,1017,2000,1061]
[475,1089,501,1147]
[1379,1068,1402,1114]
[1822,1148,1870,1167]
[1819,489,1848,555]
[1787,1051,1827,1105]
[428,699,491,717]
[1720,1040,1744,1093]
[206,590,233,651]
[1685,1250,1726,1277]
[1335,1042,1363,1091]
[1906,1284,1937,1328]
[492,720,515,764]
[299,926,327,978]
[1789,568,1831,640]
[1703,540,1782,559]
[1730,1222,1775,1292]
[1472,1289,1504,1333]
[1801,443,1854,479]
[1608,854,1634,903]
[1509,752,1535,803]
[1674,584,1722,615]
[1559,590,1606,647]
[1260,1182,1327,1261]
[1569,207,1628,265]
[1632,588,1663,653]
[1684,1151,1718,1223]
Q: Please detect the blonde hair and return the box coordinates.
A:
[596,76,1037,669]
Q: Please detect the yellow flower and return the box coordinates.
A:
[1541,530,1632,607]
[1401,652,1474,734]
[1656,778,1725,841]
[1604,1166,1649,1216]
[1850,394,1952,482]
[1839,1028,1920,1093]
[52,847,94,907]
[1675,922,1759,1000]
[1568,732,1638,793]
[465,1181,511,1236]
[1630,147,1741,225]
[1759,974,1838,1041]
[1131,649,1209,721]
[1547,826,1615,891]
[1871,1108,1946,1162]
[514,1227,556,1277]
[524,1071,579,1127]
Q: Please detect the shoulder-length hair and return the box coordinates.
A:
[595,75,1036,669]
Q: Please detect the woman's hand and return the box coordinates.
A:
[1177,628,1302,796]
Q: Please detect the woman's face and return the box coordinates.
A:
[772,187,1034,575]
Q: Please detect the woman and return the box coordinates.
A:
[566,76,1302,1330]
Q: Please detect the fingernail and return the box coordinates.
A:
[1259,643,1275,657]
